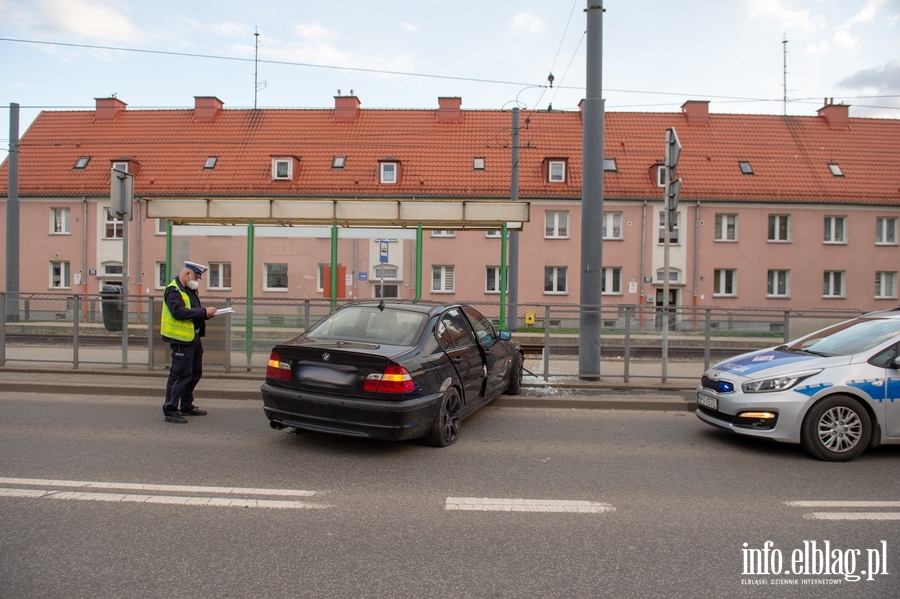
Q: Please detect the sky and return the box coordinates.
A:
[1,0,899,156]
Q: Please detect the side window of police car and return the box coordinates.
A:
[463,307,496,344]
[869,343,900,369]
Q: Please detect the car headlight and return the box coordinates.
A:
[741,370,821,393]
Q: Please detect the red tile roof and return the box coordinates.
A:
[2,102,899,205]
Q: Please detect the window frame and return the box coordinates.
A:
[207,262,232,291]
[602,211,622,240]
[431,230,456,238]
[50,207,71,235]
[156,218,168,236]
[380,162,398,184]
[658,211,679,244]
[656,165,666,188]
[332,156,346,169]
[875,271,898,299]
[49,260,71,289]
[876,217,897,245]
[823,271,845,299]
[601,267,622,295]
[104,208,123,239]
[203,156,218,170]
[738,161,754,175]
[547,160,566,183]
[824,216,847,244]
[431,265,455,293]
[713,268,736,297]
[544,210,569,239]
[768,214,791,243]
[767,269,790,298]
[473,157,485,171]
[714,214,737,242]
[272,158,292,180]
[485,265,507,294]
[264,263,289,291]
[544,266,568,295]
[73,156,91,170]
[156,262,168,289]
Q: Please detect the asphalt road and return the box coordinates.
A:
[0,392,898,599]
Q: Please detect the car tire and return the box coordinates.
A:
[800,395,871,462]
[504,352,524,395]
[423,387,462,447]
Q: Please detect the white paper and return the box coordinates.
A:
[215,307,234,314]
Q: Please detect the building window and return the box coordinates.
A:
[374,283,399,299]
[715,214,737,242]
[104,263,122,276]
[548,160,566,182]
[51,207,70,234]
[432,230,455,237]
[545,211,569,238]
[432,265,455,293]
[658,211,679,244]
[50,261,70,289]
[767,270,790,298]
[738,161,754,175]
[823,271,845,298]
[203,157,218,169]
[828,164,844,177]
[332,156,346,169]
[824,216,846,244]
[875,272,897,299]
[602,212,622,240]
[380,162,398,184]
[485,266,508,294]
[603,158,618,172]
[655,268,681,283]
[713,269,736,297]
[265,263,288,290]
[272,159,292,180]
[601,267,621,294]
[768,214,790,242]
[544,266,567,294]
[656,165,666,188]
[73,156,90,170]
[876,217,897,245]
[473,157,485,170]
[208,262,231,290]
[156,218,168,235]
[485,230,501,238]
[156,262,168,288]
[105,208,123,239]
[112,161,129,173]
[372,264,399,298]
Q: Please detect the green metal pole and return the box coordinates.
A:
[165,220,172,283]
[414,225,423,303]
[500,223,508,330]
[246,221,254,369]
[330,222,338,310]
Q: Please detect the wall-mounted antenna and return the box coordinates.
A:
[782,35,788,116]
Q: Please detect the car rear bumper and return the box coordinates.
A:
[260,383,443,441]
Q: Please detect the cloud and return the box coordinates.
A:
[35,0,143,43]
[805,40,830,55]
[210,21,250,38]
[292,22,331,43]
[838,59,900,92]
[747,0,822,35]
[511,11,545,34]
[401,21,418,32]
[832,0,887,54]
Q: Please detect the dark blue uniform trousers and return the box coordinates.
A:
[164,342,203,416]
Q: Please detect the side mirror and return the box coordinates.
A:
[499,330,512,341]
[890,356,900,370]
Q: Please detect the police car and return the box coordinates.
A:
[696,308,900,461]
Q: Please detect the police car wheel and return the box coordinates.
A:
[800,395,871,462]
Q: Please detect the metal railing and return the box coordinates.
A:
[0,292,867,382]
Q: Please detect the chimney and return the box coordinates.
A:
[817,100,850,130]
[334,96,361,122]
[95,97,127,121]
[194,96,224,122]
[681,100,710,126]
[437,97,462,123]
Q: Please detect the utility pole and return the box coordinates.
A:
[579,1,605,380]
[254,28,260,109]
[5,103,20,323]
[508,107,520,331]
[662,128,681,382]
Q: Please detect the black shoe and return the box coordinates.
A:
[165,413,188,423]
[181,407,207,416]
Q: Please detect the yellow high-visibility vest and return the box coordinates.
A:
[160,280,196,342]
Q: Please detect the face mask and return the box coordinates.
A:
[187,279,199,290]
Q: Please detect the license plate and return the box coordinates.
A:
[697,392,718,410]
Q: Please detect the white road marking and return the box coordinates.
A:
[0,487,328,509]
[445,497,615,513]
[803,512,900,521]
[785,501,900,508]
[0,477,316,497]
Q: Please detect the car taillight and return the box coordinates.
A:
[266,352,291,380]
[363,365,415,393]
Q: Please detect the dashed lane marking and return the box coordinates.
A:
[785,501,900,521]
[803,513,900,521]
[445,497,615,513]
[0,487,328,509]
[0,477,316,497]
[785,501,900,508]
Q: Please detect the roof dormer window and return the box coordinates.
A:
[380,161,398,184]
[73,156,91,170]
[203,156,218,169]
[739,161,754,175]
[112,161,129,173]
[828,164,844,177]
[656,164,666,187]
[272,158,292,180]
[548,160,566,182]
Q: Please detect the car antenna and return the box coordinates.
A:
[378,299,385,312]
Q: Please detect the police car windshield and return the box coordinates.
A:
[788,317,900,357]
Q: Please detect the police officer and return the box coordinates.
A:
[161,261,217,423]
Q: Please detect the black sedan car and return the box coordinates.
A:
[261,301,524,446]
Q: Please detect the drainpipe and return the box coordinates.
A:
[693,200,700,330]
[82,196,88,319]
[639,199,647,330]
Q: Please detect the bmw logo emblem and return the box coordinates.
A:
[322,352,331,362]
